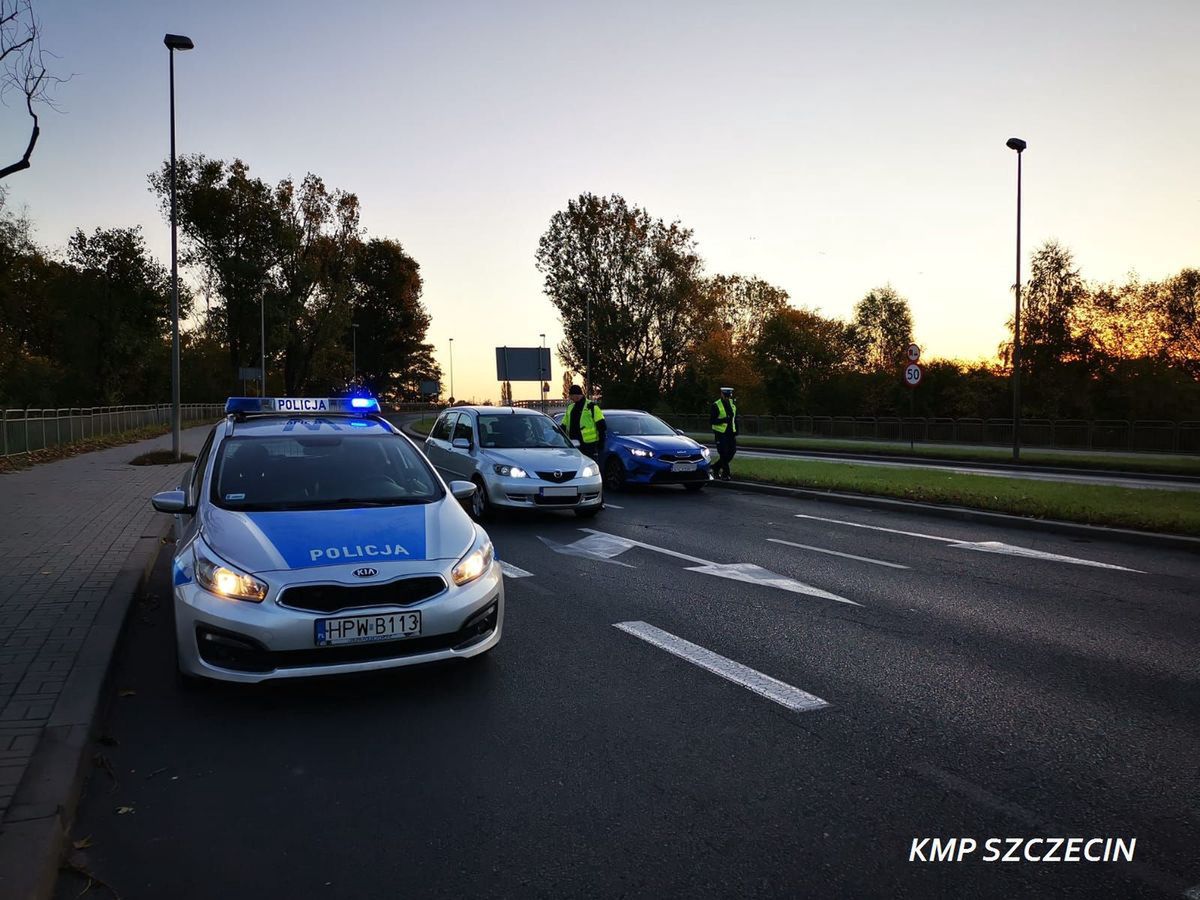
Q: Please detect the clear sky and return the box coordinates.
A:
[5,0,1198,403]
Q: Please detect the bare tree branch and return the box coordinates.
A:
[0,0,57,180]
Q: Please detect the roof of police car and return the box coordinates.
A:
[227,415,395,437]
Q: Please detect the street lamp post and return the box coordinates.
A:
[164,32,193,461]
[351,323,359,383]
[1006,136,1027,461]
[259,291,266,396]
[539,332,546,412]
[448,337,454,403]
[585,298,591,397]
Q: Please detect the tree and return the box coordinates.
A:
[1,1,62,180]
[500,381,512,405]
[848,286,913,373]
[536,193,709,408]
[1153,268,1200,379]
[702,274,790,350]
[753,307,852,414]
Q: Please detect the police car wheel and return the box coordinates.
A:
[603,458,627,492]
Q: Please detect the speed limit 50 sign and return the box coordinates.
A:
[904,363,923,387]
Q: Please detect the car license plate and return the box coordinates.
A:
[540,486,578,498]
[671,461,697,472]
[314,611,421,647]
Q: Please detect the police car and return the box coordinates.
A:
[149,397,503,683]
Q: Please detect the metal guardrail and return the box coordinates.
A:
[1,404,226,457]
[659,413,1200,455]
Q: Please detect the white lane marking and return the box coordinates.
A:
[498,561,534,578]
[767,537,910,570]
[793,514,1143,573]
[538,534,637,567]
[684,563,861,606]
[580,528,857,605]
[614,621,829,713]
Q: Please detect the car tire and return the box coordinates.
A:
[574,505,602,518]
[469,476,492,521]
[603,457,627,492]
[684,481,706,492]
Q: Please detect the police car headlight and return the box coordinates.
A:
[452,532,494,587]
[629,448,653,458]
[194,544,267,603]
[580,463,597,478]
[492,464,527,478]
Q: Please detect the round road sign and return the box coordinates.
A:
[906,343,921,362]
[904,363,923,387]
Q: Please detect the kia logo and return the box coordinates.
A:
[352,567,378,578]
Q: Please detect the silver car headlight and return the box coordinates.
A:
[452,529,495,587]
[629,448,653,458]
[493,464,528,478]
[193,541,267,603]
[580,463,598,478]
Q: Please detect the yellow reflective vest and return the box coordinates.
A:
[711,397,738,434]
[564,400,605,443]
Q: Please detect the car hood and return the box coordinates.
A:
[198,500,477,574]
[481,446,588,472]
[614,434,703,454]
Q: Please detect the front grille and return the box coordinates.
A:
[658,452,703,463]
[279,576,446,614]
[536,470,576,483]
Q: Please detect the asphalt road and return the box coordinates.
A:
[57,486,1200,899]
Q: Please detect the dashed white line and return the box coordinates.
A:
[498,561,534,578]
[614,621,829,713]
[767,537,909,569]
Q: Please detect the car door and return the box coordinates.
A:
[423,411,456,474]
[448,411,478,480]
[180,425,217,543]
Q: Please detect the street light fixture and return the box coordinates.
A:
[164,32,193,461]
[1006,136,1026,461]
[448,337,454,404]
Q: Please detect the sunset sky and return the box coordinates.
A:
[5,0,1198,402]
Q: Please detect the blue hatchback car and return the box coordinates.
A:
[559,409,712,492]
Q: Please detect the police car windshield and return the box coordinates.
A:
[213,435,443,510]
[605,414,677,437]
[477,414,570,449]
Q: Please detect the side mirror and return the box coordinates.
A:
[151,490,192,515]
[674,428,686,436]
[449,480,476,502]
[451,437,472,450]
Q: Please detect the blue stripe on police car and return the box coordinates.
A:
[247,506,428,568]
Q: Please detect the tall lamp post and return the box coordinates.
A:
[1006,136,1026,461]
[351,323,359,383]
[164,33,193,461]
[259,291,266,396]
[539,333,546,412]
[448,337,455,403]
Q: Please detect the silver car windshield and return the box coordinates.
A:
[606,414,676,436]
[478,414,571,449]
[213,434,443,510]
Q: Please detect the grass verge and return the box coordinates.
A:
[732,456,1200,535]
[0,420,212,474]
[686,432,1200,477]
[408,416,439,436]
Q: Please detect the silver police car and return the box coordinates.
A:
[149,397,504,684]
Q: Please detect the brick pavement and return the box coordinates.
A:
[0,425,213,822]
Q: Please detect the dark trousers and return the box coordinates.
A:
[580,442,601,462]
[714,431,737,477]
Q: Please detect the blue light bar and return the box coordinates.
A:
[225,397,380,415]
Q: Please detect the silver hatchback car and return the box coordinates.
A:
[423,406,603,519]
[149,397,504,684]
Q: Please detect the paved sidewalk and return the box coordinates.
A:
[0,425,212,825]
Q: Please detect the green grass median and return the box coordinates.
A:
[685,433,1200,477]
[731,456,1200,535]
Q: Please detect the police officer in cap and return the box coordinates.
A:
[563,383,606,461]
[710,386,738,480]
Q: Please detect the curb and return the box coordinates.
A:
[711,479,1200,553]
[0,523,171,900]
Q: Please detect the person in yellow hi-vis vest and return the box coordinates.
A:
[710,386,738,480]
[563,383,607,461]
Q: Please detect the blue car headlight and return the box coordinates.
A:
[628,448,653,458]
[700,446,711,459]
